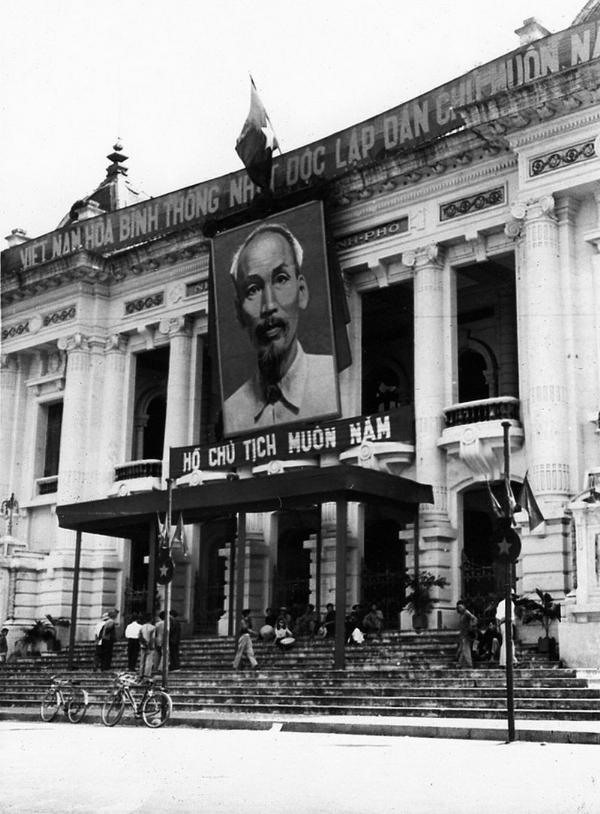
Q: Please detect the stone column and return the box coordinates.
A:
[511,195,571,509]
[160,317,193,476]
[510,196,572,597]
[96,334,129,495]
[403,244,454,623]
[56,334,92,505]
[404,244,448,524]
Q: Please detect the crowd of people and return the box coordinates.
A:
[92,608,182,677]
[455,594,519,669]
[232,601,387,670]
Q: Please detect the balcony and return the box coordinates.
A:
[444,397,520,427]
[109,459,163,497]
[439,397,523,477]
[36,476,58,496]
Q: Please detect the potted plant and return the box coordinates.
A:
[403,571,449,632]
[519,588,561,660]
[15,617,57,657]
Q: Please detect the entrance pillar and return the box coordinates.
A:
[510,195,572,597]
[404,244,454,621]
[161,317,193,474]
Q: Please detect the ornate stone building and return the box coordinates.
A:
[1,5,600,665]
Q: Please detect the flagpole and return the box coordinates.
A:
[162,477,173,690]
[502,420,516,743]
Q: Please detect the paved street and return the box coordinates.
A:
[1,721,599,813]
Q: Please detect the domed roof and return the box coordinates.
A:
[57,141,149,228]
[572,0,600,25]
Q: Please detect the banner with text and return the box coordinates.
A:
[4,18,600,277]
[170,407,413,478]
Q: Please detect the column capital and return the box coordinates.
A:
[510,194,555,222]
[0,353,19,372]
[57,333,90,353]
[158,315,192,338]
[402,243,444,270]
[105,333,129,353]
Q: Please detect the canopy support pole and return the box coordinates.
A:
[67,529,82,670]
[334,500,347,670]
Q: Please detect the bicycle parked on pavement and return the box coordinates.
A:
[100,672,172,728]
[40,675,89,723]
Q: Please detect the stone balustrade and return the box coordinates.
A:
[114,459,163,481]
[444,396,520,428]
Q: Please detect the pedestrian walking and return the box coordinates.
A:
[232,609,258,670]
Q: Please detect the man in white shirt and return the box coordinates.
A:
[124,615,142,671]
[224,224,338,435]
[495,594,519,667]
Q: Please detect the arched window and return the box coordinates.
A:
[458,339,498,402]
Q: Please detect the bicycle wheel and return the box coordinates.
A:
[141,690,172,728]
[101,690,125,727]
[40,688,60,722]
[67,687,89,724]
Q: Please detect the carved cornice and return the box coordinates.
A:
[458,61,600,145]
[1,231,209,306]
[330,150,516,229]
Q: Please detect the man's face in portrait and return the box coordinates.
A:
[234,229,308,382]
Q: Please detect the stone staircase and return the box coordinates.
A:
[1,631,599,722]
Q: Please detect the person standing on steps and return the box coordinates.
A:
[232,609,258,670]
[456,601,477,668]
[124,614,142,671]
[169,609,181,671]
[138,613,156,679]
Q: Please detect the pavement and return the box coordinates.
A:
[2,705,600,744]
[2,722,600,814]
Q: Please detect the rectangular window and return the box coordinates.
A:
[43,402,63,477]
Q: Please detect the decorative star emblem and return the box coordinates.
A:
[261,122,276,151]
[498,537,512,556]
[159,564,169,577]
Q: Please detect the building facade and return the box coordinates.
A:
[2,6,600,665]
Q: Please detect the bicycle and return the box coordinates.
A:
[40,675,89,724]
[100,672,172,729]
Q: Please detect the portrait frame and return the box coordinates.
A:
[212,200,340,438]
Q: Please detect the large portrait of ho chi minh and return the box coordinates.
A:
[212,200,341,439]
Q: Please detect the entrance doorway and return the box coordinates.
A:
[462,484,519,619]
[273,510,316,618]
[194,519,232,633]
[124,528,153,619]
[362,505,405,629]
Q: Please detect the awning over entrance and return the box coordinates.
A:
[58,465,432,672]
[56,465,433,536]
